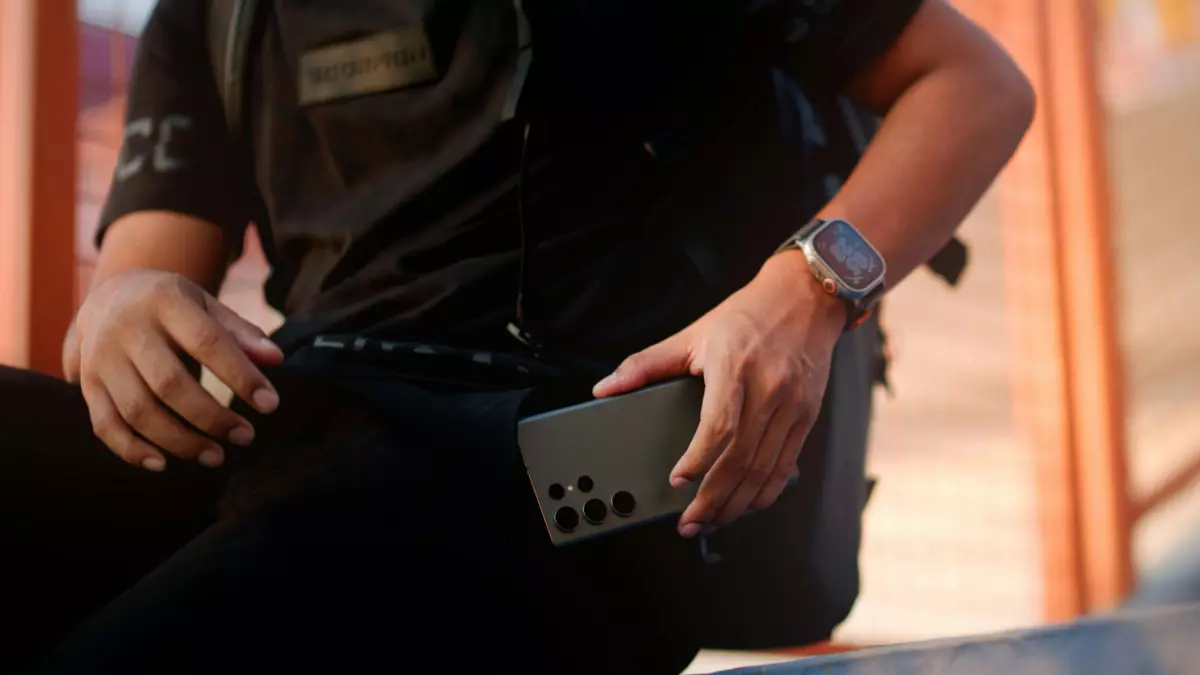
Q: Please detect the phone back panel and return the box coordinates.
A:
[518,378,703,546]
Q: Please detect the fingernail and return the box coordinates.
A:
[670,475,693,488]
[252,388,279,414]
[259,337,283,354]
[228,424,255,446]
[679,523,703,539]
[142,456,166,472]
[198,448,224,468]
[594,372,620,392]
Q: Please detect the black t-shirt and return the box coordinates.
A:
[99,0,922,360]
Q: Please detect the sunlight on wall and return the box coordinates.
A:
[78,0,155,35]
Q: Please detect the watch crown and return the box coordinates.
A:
[821,278,838,295]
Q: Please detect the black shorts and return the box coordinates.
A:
[0,359,701,675]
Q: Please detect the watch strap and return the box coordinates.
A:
[845,283,884,331]
[774,218,826,255]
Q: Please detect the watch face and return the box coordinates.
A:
[812,220,884,292]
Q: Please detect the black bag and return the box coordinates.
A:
[205,0,966,649]
[628,66,908,649]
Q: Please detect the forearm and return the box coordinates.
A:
[820,57,1034,288]
[90,211,237,297]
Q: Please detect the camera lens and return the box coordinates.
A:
[554,506,580,533]
[611,491,636,517]
[548,483,565,500]
[582,498,608,525]
[577,475,594,493]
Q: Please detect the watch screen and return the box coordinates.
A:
[812,220,884,292]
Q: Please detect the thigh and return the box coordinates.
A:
[34,414,543,672]
[0,366,225,669]
[33,383,698,675]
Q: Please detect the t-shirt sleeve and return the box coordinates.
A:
[747,0,926,94]
[95,0,252,250]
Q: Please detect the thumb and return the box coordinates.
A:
[593,332,692,398]
[206,298,285,366]
[62,320,82,383]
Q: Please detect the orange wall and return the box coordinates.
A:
[0,0,35,366]
[0,0,77,374]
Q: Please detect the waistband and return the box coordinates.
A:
[289,334,605,413]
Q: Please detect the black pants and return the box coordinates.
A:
[0,364,701,674]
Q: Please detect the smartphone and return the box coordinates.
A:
[518,377,703,546]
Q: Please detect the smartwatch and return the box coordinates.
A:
[775,218,887,331]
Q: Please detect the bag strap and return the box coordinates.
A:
[208,0,264,140]
[927,236,968,286]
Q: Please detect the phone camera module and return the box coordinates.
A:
[582,498,608,525]
[611,491,636,517]
[554,506,580,533]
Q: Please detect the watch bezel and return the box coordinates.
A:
[796,218,887,300]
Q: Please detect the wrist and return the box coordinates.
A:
[759,249,848,333]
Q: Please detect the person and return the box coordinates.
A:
[1,0,1034,672]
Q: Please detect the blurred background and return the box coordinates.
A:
[1,0,1197,669]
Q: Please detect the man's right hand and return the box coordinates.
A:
[63,269,285,471]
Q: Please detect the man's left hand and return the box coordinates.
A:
[593,252,847,538]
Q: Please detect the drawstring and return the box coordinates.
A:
[508,118,610,382]
[516,121,534,333]
[502,1,607,382]
[508,119,544,354]
[505,0,544,354]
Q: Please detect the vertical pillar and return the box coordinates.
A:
[0,0,79,375]
[988,0,1133,619]
[988,0,1087,622]
[1043,0,1133,612]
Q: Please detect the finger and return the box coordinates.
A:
[131,332,256,446]
[593,331,692,398]
[712,403,793,527]
[678,374,775,534]
[80,377,167,472]
[670,356,742,489]
[206,297,285,366]
[158,301,279,414]
[103,357,225,468]
[748,415,812,513]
